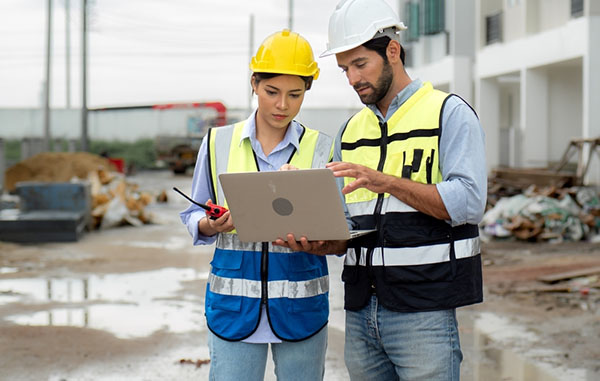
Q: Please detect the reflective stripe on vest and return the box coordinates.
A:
[346,195,418,217]
[209,273,329,299]
[216,232,294,253]
[344,236,480,266]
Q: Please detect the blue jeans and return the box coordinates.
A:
[344,295,462,381]
[208,326,327,381]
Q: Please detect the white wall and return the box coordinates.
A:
[537,0,571,32]
[548,64,583,163]
[477,78,501,169]
[0,107,360,143]
[498,80,520,166]
[503,0,526,42]
[521,67,549,167]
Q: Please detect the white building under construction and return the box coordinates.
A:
[400,0,600,183]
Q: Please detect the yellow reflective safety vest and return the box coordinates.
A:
[204,121,334,341]
[340,83,482,312]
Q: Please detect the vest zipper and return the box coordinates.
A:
[261,242,268,304]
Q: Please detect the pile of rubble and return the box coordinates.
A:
[482,172,600,242]
[4,152,114,193]
[3,152,166,230]
[87,167,158,229]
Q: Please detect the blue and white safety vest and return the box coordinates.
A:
[205,121,333,341]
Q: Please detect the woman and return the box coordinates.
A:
[179,29,333,380]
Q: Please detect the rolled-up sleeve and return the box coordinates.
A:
[179,138,217,245]
[436,96,487,226]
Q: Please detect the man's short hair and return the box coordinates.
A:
[362,36,405,65]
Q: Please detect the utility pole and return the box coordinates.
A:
[248,13,254,115]
[81,0,89,151]
[65,0,71,109]
[43,0,53,152]
[288,0,293,30]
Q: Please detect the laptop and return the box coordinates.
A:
[218,168,376,243]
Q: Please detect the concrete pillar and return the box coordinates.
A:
[583,15,600,184]
[452,56,473,104]
[477,77,501,173]
[521,67,549,167]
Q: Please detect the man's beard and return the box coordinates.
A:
[354,61,393,105]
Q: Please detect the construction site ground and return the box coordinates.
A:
[0,170,598,380]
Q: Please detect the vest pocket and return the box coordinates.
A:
[289,252,322,273]
[380,214,456,283]
[208,250,244,312]
[381,261,454,284]
[342,264,358,284]
[207,294,242,312]
[210,249,243,270]
[383,219,450,247]
[290,294,327,312]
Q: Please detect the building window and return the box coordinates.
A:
[485,11,502,45]
[405,2,420,42]
[571,0,584,17]
[422,0,445,35]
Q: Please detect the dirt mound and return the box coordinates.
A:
[4,152,115,193]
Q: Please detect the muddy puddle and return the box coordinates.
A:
[0,268,208,339]
[1,170,597,380]
[2,265,593,380]
[459,311,591,381]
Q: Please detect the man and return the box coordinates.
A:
[276,0,486,379]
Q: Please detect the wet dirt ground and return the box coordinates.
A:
[1,170,599,380]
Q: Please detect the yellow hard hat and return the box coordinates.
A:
[250,29,319,80]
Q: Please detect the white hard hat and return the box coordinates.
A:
[320,0,407,57]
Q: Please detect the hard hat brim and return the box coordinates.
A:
[320,23,407,58]
[319,41,366,58]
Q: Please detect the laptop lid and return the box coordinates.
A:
[218,168,373,243]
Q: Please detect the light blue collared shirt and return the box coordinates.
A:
[333,79,487,226]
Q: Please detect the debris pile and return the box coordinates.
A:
[4,152,116,193]
[4,152,164,230]
[87,168,156,229]
[507,266,600,314]
[482,182,600,242]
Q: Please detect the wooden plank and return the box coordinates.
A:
[537,266,600,284]
[491,168,576,188]
[515,282,600,293]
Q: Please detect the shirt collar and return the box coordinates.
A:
[238,109,303,152]
[367,79,423,121]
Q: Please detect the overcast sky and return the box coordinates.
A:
[0,0,403,110]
